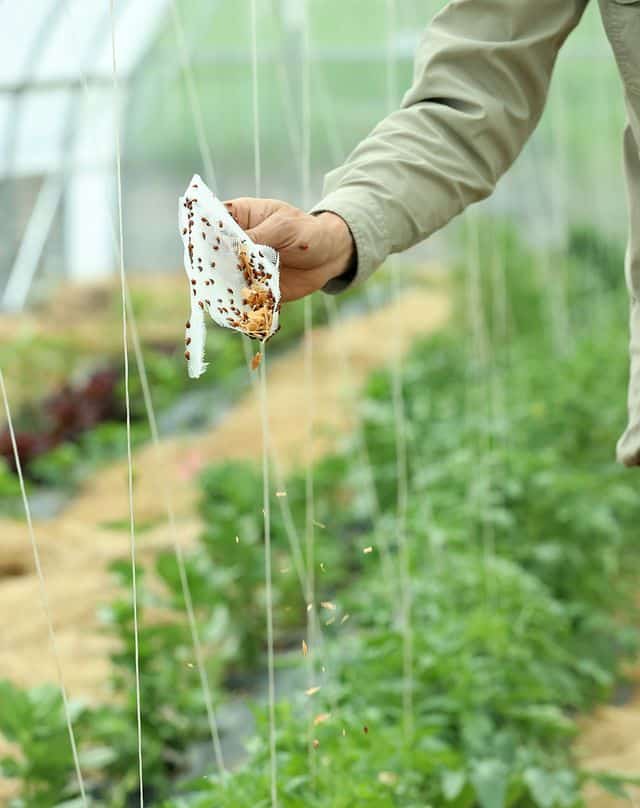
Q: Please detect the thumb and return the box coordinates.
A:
[224,197,288,231]
[246,213,298,253]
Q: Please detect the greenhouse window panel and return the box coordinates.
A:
[0,0,173,179]
[0,0,62,85]
[93,0,172,78]
[31,0,111,85]
[0,0,172,87]
[8,89,71,178]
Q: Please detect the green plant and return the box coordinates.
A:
[0,680,87,807]
[0,458,20,493]
[89,560,236,805]
[4,226,639,807]
[194,457,361,670]
[29,422,150,487]
[160,225,640,806]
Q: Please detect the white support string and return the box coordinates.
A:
[232,7,349,721]
[385,0,414,742]
[250,2,277,805]
[170,0,217,187]
[238,312,341,725]
[250,0,262,199]
[301,0,311,213]
[125,295,226,776]
[303,294,317,781]
[312,64,346,167]
[321,295,397,590]
[271,54,395,599]
[259,8,395,602]
[63,9,227,772]
[0,370,87,805]
[259,349,278,808]
[168,0,369,621]
[271,453,307,590]
[108,3,144,803]
[541,86,572,356]
[465,213,497,604]
[275,60,303,172]
[299,0,319,783]
[167,0,324,777]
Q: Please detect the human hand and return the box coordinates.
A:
[224,198,355,302]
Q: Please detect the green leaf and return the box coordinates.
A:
[0,755,20,777]
[78,744,117,769]
[442,769,467,800]
[588,771,640,800]
[471,760,509,808]
[524,767,556,808]
[508,705,575,735]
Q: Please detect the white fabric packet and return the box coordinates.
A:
[179,174,281,378]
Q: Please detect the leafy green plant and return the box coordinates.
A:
[3,226,639,807]
[0,680,87,808]
[88,560,236,805]
[0,458,20,493]
[161,225,640,806]
[193,457,361,670]
[29,421,150,487]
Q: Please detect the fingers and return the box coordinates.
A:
[279,268,316,303]
[224,197,290,230]
[225,198,330,295]
[246,212,303,254]
[280,265,336,303]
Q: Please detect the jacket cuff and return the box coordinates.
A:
[310,187,388,294]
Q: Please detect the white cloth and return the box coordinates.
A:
[179,175,281,378]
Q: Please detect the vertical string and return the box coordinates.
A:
[312,64,346,167]
[321,295,397,596]
[301,0,312,211]
[250,2,277,805]
[63,3,226,776]
[241,0,338,696]
[168,2,317,786]
[170,0,217,187]
[465,213,496,585]
[300,0,318,783]
[108,3,144,803]
[126,295,226,776]
[385,0,397,121]
[264,7,393,599]
[386,0,414,742]
[259,350,277,808]
[303,292,316,780]
[0,370,87,805]
[547,84,572,355]
[250,0,262,199]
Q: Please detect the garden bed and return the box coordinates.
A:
[0,276,448,804]
[1,226,639,807]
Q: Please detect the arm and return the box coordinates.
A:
[228,0,587,300]
[314,0,588,291]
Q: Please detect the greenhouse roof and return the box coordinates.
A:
[0,0,171,178]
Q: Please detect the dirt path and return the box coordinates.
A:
[577,666,640,806]
[0,281,450,706]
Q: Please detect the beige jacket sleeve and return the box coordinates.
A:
[313,0,588,292]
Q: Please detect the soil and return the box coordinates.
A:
[577,664,640,806]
